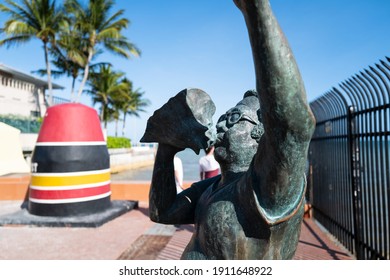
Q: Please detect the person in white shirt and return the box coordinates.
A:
[174,156,184,193]
[199,146,220,180]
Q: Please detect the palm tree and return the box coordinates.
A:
[52,8,107,101]
[50,22,87,100]
[0,0,64,106]
[32,45,85,100]
[110,91,125,137]
[120,78,149,137]
[84,64,127,129]
[64,0,140,102]
[33,46,110,102]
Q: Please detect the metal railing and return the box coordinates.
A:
[52,96,70,105]
[0,115,41,133]
[309,57,390,259]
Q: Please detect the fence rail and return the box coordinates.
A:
[0,115,41,133]
[52,96,70,106]
[309,57,390,259]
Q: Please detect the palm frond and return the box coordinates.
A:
[0,34,33,47]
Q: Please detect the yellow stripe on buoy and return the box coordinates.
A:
[31,172,110,187]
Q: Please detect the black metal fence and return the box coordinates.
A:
[309,57,390,260]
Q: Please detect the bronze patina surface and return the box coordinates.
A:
[141,0,315,259]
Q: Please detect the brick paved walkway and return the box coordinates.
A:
[152,219,353,260]
[0,200,354,260]
[294,219,353,260]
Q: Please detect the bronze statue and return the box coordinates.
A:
[141,0,315,259]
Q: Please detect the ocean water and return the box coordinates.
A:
[111,148,204,182]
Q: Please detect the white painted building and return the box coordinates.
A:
[0,64,65,118]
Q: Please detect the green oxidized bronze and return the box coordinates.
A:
[141,0,315,259]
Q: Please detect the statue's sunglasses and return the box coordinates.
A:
[218,109,259,126]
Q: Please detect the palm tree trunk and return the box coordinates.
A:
[115,119,118,137]
[76,50,93,102]
[100,105,105,123]
[122,114,127,137]
[70,76,76,102]
[44,42,53,106]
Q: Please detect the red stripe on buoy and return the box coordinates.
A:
[29,184,110,200]
[37,103,104,142]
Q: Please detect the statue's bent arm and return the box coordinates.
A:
[148,144,213,224]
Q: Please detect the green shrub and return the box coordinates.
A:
[106,136,132,149]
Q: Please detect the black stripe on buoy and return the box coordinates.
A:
[31,145,109,173]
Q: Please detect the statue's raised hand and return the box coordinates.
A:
[141,88,216,154]
[234,0,267,11]
[233,0,244,9]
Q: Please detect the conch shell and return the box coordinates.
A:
[141,88,216,154]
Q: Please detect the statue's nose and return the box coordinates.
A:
[216,119,228,133]
[205,126,216,147]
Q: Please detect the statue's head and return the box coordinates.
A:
[214,90,264,172]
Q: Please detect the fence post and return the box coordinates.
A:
[348,105,363,259]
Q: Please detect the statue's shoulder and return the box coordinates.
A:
[182,175,221,204]
[191,175,221,189]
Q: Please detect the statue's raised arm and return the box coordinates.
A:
[233,0,315,220]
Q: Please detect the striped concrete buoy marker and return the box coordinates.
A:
[29,103,111,217]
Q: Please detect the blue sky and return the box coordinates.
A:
[1,0,390,142]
